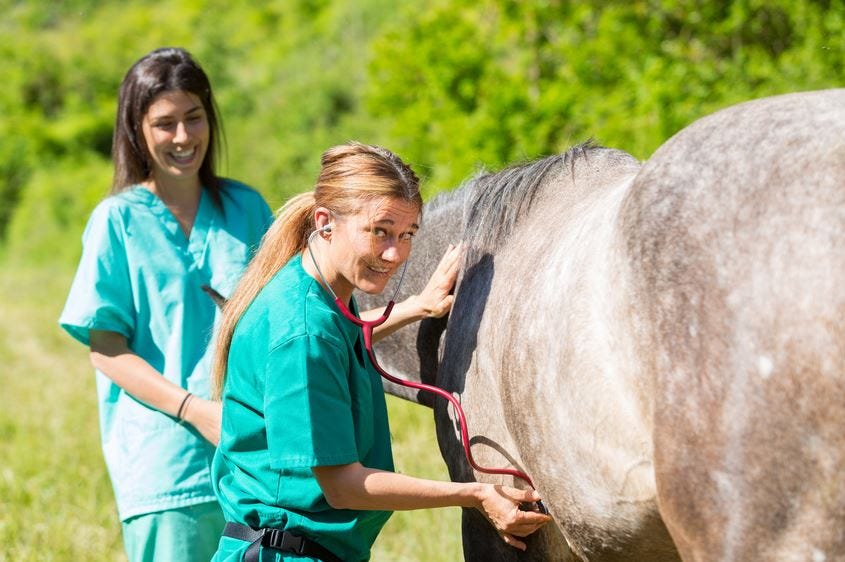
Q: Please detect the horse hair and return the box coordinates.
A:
[461,141,602,254]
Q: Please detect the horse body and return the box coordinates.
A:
[626,89,845,561]
[360,89,845,561]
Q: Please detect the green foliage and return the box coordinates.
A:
[0,0,411,251]
[3,0,842,254]
[367,0,844,193]
[3,152,111,265]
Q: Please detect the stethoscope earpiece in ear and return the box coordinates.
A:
[320,224,333,233]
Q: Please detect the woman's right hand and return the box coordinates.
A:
[182,396,222,446]
[476,484,552,551]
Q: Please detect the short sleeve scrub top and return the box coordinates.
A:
[212,254,395,562]
[59,180,272,520]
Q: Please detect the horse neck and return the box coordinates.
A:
[461,150,641,270]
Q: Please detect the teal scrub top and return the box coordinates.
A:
[213,254,394,562]
[59,180,272,521]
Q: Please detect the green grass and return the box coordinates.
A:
[373,398,463,562]
[0,264,461,561]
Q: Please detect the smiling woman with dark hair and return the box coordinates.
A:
[59,47,274,562]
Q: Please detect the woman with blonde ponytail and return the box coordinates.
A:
[210,142,550,562]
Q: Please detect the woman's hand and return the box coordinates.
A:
[476,485,552,551]
[411,243,462,319]
[182,396,222,446]
[368,243,463,342]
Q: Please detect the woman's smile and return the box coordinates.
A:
[169,146,199,165]
[366,262,393,275]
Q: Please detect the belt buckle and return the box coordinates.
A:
[264,528,305,555]
[281,531,305,555]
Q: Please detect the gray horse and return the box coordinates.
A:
[359,89,845,561]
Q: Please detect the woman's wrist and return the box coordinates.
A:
[175,391,193,421]
[179,393,204,427]
[400,294,429,321]
[460,481,486,510]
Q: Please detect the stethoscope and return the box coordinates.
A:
[307,227,548,514]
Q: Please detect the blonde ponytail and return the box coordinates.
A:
[211,192,316,399]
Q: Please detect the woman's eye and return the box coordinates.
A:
[399,232,415,241]
[373,228,387,238]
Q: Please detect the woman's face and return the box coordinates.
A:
[327,197,420,296]
[141,90,209,188]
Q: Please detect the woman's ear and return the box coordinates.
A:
[314,207,333,235]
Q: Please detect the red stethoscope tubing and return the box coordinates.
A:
[307,230,546,513]
[335,298,541,490]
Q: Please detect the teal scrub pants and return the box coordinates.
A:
[122,501,225,562]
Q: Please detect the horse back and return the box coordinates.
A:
[622,89,845,561]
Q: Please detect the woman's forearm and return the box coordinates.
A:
[89,330,222,444]
[89,330,188,417]
[364,296,427,343]
[312,461,550,551]
[313,462,481,511]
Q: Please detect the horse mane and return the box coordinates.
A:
[423,181,469,217]
[463,141,602,254]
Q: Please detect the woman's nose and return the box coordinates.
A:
[173,121,190,143]
[381,244,402,263]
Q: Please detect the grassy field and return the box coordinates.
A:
[0,264,461,561]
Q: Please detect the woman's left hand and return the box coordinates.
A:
[413,243,462,318]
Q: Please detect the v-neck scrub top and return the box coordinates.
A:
[212,255,394,562]
[59,180,272,521]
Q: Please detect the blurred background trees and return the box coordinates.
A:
[1,0,842,264]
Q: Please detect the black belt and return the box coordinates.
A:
[222,522,342,562]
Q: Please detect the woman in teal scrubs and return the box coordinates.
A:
[210,142,551,561]
[59,48,274,562]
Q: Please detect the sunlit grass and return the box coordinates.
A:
[0,265,123,562]
[376,397,462,562]
[0,264,461,561]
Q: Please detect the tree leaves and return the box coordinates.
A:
[1,0,842,262]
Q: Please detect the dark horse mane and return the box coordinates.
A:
[441,141,602,255]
